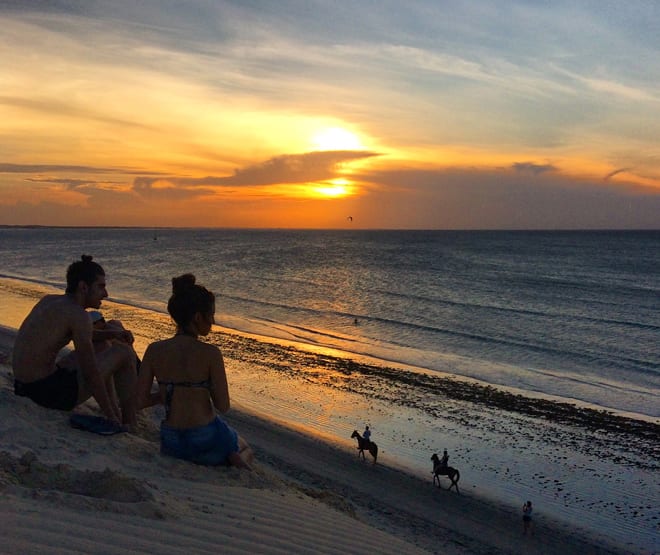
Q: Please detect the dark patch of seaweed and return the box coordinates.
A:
[216,331,659,448]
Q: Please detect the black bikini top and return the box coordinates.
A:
[158,379,211,420]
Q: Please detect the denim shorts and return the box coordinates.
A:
[160,416,239,466]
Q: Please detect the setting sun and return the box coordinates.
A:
[315,178,352,197]
[311,127,363,151]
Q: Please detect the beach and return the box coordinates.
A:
[0,297,649,554]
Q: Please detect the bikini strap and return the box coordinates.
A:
[159,379,211,420]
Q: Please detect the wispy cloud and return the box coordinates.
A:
[512,162,557,175]
[351,165,660,229]
[1,163,125,174]
[603,168,632,181]
[132,150,379,194]
[0,1,658,228]
[0,96,157,129]
[25,177,113,191]
[0,163,161,175]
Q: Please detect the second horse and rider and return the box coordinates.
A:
[350,426,460,493]
[431,450,460,492]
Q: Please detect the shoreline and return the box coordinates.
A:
[219,328,660,438]
[1,275,656,426]
[0,281,657,553]
[0,345,633,555]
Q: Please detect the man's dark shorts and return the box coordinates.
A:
[14,365,78,411]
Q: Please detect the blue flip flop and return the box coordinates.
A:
[69,414,126,435]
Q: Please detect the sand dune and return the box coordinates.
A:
[0,388,427,554]
[0,325,635,554]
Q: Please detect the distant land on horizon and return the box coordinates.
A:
[0,225,658,233]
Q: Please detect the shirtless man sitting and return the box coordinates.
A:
[12,255,137,429]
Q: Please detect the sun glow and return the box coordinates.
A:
[315,178,352,197]
[311,127,363,151]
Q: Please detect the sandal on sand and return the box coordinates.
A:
[69,414,126,436]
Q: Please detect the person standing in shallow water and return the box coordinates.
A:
[522,500,533,535]
[137,273,253,469]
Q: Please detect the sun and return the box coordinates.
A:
[311,127,363,151]
[315,178,353,197]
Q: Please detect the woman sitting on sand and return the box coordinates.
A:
[137,274,253,469]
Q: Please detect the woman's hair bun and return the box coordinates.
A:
[167,273,215,327]
[172,273,196,294]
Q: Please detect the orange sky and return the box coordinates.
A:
[1,2,658,229]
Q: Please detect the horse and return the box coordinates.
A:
[431,453,460,493]
[351,430,378,463]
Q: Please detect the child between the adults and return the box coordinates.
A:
[58,310,137,413]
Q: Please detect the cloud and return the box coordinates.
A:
[132,178,217,200]
[224,150,378,186]
[579,77,658,103]
[512,162,557,175]
[1,163,121,174]
[0,96,156,130]
[352,165,660,229]
[0,163,159,175]
[132,150,379,196]
[603,168,631,181]
[25,177,126,191]
[2,162,658,229]
[1,151,381,204]
[1,2,658,229]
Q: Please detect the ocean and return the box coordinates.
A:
[0,227,658,552]
[1,227,658,418]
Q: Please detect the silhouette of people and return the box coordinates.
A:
[12,255,137,429]
[137,273,253,469]
[522,501,533,535]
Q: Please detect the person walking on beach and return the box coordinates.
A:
[522,500,533,535]
[12,255,138,430]
[136,273,253,470]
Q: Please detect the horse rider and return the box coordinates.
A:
[440,449,449,470]
[363,425,372,447]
